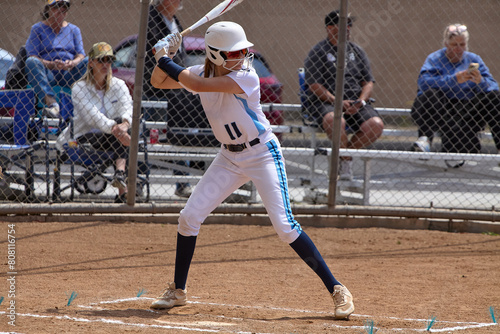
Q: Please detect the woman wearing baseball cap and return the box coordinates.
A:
[25,0,87,117]
[56,42,133,203]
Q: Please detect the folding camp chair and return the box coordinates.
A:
[52,91,150,202]
[0,88,50,202]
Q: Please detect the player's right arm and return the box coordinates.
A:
[151,63,243,94]
[178,70,244,94]
[154,56,244,94]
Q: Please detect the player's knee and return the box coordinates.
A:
[178,209,202,237]
[277,228,301,244]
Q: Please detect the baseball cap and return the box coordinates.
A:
[88,42,116,61]
[47,0,71,8]
[325,10,354,26]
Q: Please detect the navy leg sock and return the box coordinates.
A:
[289,231,340,293]
[174,232,197,290]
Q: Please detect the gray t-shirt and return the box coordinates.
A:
[304,39,374,105]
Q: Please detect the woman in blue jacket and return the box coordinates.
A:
[411,24,500,160]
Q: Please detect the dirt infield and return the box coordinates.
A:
[1,221,499,333]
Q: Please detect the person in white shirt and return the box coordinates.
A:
[148,21,355,320]
[57,42,133,203]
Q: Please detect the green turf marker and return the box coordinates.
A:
[363,319,379,334]
[66,291,78,306]
[137,288,147,297]
[490,306,497,323]
[0,296,4,305]
[426,315,437,331]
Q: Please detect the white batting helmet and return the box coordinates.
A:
[205,21,254,66]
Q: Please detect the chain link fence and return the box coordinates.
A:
[0,0,499,214]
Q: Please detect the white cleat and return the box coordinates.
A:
[150,282,187,309]
[332,285,354,320]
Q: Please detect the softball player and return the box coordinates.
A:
[149,21,354,320]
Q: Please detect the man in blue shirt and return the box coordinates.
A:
[411,24,500,159]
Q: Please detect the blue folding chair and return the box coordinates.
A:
[0,88,50,201]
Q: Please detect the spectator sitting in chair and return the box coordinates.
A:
[303,10,384,181]
[411,23,500,165]
[25,0,87,118]
[56,42,132,203]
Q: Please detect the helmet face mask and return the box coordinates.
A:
[206,45,226,66]
[205,21,254,68]
[223,49,254,71]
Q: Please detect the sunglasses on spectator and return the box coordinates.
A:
[447,24,467,35]
[96,57,114,64]
[226,48,248,59]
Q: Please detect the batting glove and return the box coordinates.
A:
[153,32,182,62]
[153,36,170,61]
[166,32,182,58]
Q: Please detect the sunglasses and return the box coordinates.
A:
[447,24,467,36]
[96,57,114,64]
[226,48,248,59]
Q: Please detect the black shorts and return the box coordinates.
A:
[311,102,380,133]
[76,132,129,160]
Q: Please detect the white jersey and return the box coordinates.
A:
[185,65,274,145]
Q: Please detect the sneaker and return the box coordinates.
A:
[111,170,127,191]
[445,160,465,168]
[413,136,430,152]
[151,282,187,309]
[338,159,353,181]
[175,185,193,198]
[43,102,60,118]
[332,285,354,320]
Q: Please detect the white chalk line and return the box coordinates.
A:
[91,297,498,331]
[1,297,498,333]
[0,311,220,333]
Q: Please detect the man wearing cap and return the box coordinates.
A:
[56,42,133,203]
[304,10,384,181]
[25,0,87,117]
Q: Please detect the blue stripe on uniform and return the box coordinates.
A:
[234,95,266,135]
[266,139,302,233]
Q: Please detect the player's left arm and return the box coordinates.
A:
[151,66,183,89]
